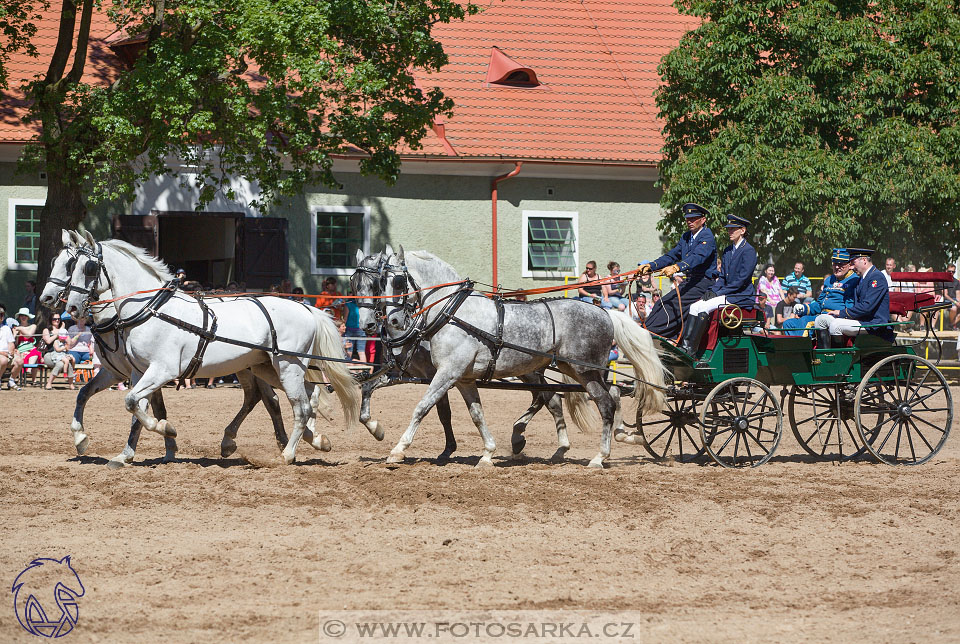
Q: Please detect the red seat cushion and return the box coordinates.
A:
[889,292,935,315]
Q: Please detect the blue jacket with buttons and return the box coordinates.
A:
[649,227,719,282]
[799,270,860,316]
[840,265,892,341]
[714,239,758,308]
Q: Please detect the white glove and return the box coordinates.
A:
[793,303,805,315]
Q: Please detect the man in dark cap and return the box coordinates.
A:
[783,248,860,337]
[678,214,757,355]
[638,203,719,339]
[814,248,892,345]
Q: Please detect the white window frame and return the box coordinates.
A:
[7,198,45,271]
[520,210,579,278]
[310,205,371,276]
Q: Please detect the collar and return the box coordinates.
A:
[690,227,703,240]
[733,238,744,250]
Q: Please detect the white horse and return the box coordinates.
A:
[39,231,293,467]
[353,247,667,468]
[61,233,360,464]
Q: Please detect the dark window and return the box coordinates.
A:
[527,217,575,271]
[14,204,42,264]
[315,211,364,269]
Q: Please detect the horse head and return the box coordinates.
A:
[39,230,90,312]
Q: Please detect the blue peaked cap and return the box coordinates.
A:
[831,248,850,262]
[681,203,710,219]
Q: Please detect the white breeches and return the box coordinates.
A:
[690,296,732,317]
[814,314,864,336]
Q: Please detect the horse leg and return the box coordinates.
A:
[69,368,120,455]
[436,393,457,462]
[388,370,460,464]
[220,370,265,457]
[454,382,497,467]
[258,375,288,449]
[123,368,176,437]
[608,385,625,443]
[510,392,545,460]
[583,376,616,469]
[544,391,571,460]
[150,389,177,462]
[302,382,332,453]
[359,374,388,441]
[272,361,314,465]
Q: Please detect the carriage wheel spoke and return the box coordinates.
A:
[909,414,947,438]
[907,368,931,405]
[743,428,770,455]
[906,418,936,454]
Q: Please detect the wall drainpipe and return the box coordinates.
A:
[491,161,523,288]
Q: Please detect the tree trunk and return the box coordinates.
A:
[36,156,86,290]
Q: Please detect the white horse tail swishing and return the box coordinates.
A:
[353,246,666,468]
[62,233,360,465]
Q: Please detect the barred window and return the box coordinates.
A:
[523,212,578,276]
[312,206,369,274]
[14,203,42,265]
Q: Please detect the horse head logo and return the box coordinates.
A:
[12,556,85,638]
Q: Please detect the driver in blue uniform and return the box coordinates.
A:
[638,203,718,339]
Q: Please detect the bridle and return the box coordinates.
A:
[49,243,113,314]
[350,253,422,325]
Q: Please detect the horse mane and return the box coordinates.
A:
[102,239,174,281]
[403,250,461,280]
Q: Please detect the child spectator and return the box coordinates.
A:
[316,277,344,321]
[757,293,774,328]
[1,317,22,390]
[66,315,94,364]
[342,299,366,363]
[42,314,75,389]
[602,262,629,312]
[775,287,800,327]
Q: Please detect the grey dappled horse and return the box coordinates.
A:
[359,341,574,462]
[39,231,291,466]
[353,247,666,468]
[60,233,361,465]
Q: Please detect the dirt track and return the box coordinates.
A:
[1,383,959,642]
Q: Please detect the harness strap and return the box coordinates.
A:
[540,299,558,367]
[480,296,506,382]
[178,296,218,385]
[248,296,280,355]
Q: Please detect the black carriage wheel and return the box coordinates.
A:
[855,354,953,465]
[787,385,869,461]
[636,396,707,462]
[700,378,783,468]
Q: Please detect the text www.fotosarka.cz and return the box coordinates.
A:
[319,611,644,642]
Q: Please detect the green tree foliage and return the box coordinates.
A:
[656,0,960,271]
[21,0,476,285]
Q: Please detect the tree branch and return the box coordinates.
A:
[45,0,78,84]
[65,0,93,85]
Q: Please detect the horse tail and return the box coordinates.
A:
[309,309,360,430]
[561,373,601,433]
[607,310,667,416]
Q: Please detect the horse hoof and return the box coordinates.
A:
[386,451,405,464]
[162,450,177,463]
[75,434,89,455]
[476,455,494,468]
[105,458,128,470]
[510,451,526,462]
[221,440,238,458]
[282,451,296,465]
[587,455,606,469]
[313,435,332,452]
[371,423,385,442]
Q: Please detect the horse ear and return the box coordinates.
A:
[82,230,96,247]
[61,229,72,246]
[397,245,405,264]
[356,249,365,264]
[68,230,84,245]
[384,244,394,258]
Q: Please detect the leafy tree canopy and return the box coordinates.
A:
[656,0,960,271]
[22,0,477,209]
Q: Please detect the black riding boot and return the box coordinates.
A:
[816,327,832,350]
[679,312,710,356]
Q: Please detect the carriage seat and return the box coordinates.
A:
[889,291,935,315]
[701,307,760,352]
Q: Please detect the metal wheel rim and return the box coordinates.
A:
[637,396,707,462]
[700,378,783,468]
[787,384,869,461]
[855,354,953,466]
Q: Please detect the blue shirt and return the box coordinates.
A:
[782,272,812,296]
[714,239,758,308]
[649,227,719,282]
[344,300,360,329]
[799,270,860,316]
[840,265,892,340]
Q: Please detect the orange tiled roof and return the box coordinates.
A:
[0,0,698,164]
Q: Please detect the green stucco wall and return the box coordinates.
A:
[0,159,665,304]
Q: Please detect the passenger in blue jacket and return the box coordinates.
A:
[639,203,719,339]
[814,248,893,346]
[782,248,859,337]
[679,214,757,355]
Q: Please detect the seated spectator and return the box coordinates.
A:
[881,257,896,289]
[67,315,94,364]
[775,287,800,327]
[782,263,812,303]
[22,280,38,315]
[902,264,918,293]
[42,313,76,389]
[756,263,784,308]
[174,268,187,282]
[13,308,42,385]
[316,277,344,321]
[757,293,774,328]
[1,317,23,390]
[280,278,293,298]
[602,262,629,312]
[939,264,959,330]
[291,287,306,303]
[576,261,604,306]
[225,281,241,293]
[633,294,648,322]
[637,272,659,299]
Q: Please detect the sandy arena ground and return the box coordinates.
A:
[1,381,959,642]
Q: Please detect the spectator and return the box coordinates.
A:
[649,292,662,318]
[633,294,648,322]
[174,267,187,282]
[782,263,812,303]
[13,308,42,385]
[316,277,344,321]
[42,313,76,389]
[881,257,896,289]
[225,281,241,293]
[280,278,293,297]
[757,293,774,328]
[756,263,785,307]
[342,298,366,363]
[291,287,306,303]
[1,317,23,389]
[902,264,918,294]
[775,287,800,326]
[0,303,6,322]
[576,261,604,306]
[940,264,959,330]
[66,315,94,365]
[819,272,831,296]
[637,272,659,299]
[22,280,38,315]
[602,262,629,312]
